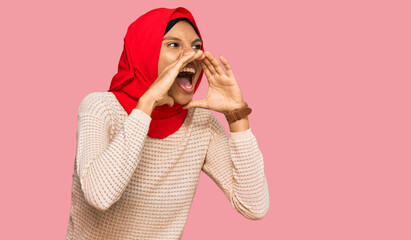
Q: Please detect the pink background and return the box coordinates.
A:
[1,0,410,239]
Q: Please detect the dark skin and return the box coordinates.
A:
[136,21,249,132]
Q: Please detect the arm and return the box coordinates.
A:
[75,93,151,212]
[202,113,270,220]
[76,51,204,211]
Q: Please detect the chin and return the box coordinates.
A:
[172,94,193,106]
[169,82,195,106]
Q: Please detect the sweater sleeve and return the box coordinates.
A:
[202,112,270,220]
[75,93,151,212]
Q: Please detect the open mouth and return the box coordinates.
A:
[176,67,196,92]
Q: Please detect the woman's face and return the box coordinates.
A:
[158,21,203,105]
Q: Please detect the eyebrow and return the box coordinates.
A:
[162,36,203,44]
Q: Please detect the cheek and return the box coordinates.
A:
[194,68,202,82]
[168,81,178,95]
[158,50,180,75]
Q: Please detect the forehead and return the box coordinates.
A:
[164,21,199,38]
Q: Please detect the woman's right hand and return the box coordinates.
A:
[136,49,205,116]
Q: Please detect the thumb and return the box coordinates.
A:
[182,99,209,109]
[165,96,175,107]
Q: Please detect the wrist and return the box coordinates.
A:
[224,101,252,124]
[136,95,156,116]
[229,116,250,132]
[226,100,247,112]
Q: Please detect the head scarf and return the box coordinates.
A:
[108,7,204,139]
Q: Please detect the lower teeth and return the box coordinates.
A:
[177,76,192,89]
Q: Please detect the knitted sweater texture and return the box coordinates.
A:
[65,92,269,240]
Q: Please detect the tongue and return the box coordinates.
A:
[177,76,192,88]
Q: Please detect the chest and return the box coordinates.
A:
[122,132,210,204]
[112,112,211,190]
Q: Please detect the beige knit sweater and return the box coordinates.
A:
[65,92,269,240]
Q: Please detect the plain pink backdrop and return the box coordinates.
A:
[1,0,410,239]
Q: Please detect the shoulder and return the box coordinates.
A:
[78,92,110,113]
[77,92,112,123]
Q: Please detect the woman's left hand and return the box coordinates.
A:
[182,51,246,113]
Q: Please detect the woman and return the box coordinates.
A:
[66,7,269,240]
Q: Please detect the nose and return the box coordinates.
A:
[181,48,203,68]
[182,48,196,56]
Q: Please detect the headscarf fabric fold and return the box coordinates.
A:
[108,7,204,139]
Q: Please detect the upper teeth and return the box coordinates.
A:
[180,67,195,74]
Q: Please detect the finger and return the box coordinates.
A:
[164,51,201,79]
[195,52,206,62]
[161,51,204,88]
[204,51,225,75]
[179,50,204,68]
[202,56,217,76]
[194,56,206,72]
[198,60,212,83]
[182,99,209,109]
[219,55,235,78]
[159,50,185,76]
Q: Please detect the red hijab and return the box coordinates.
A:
[108,7,204,139]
